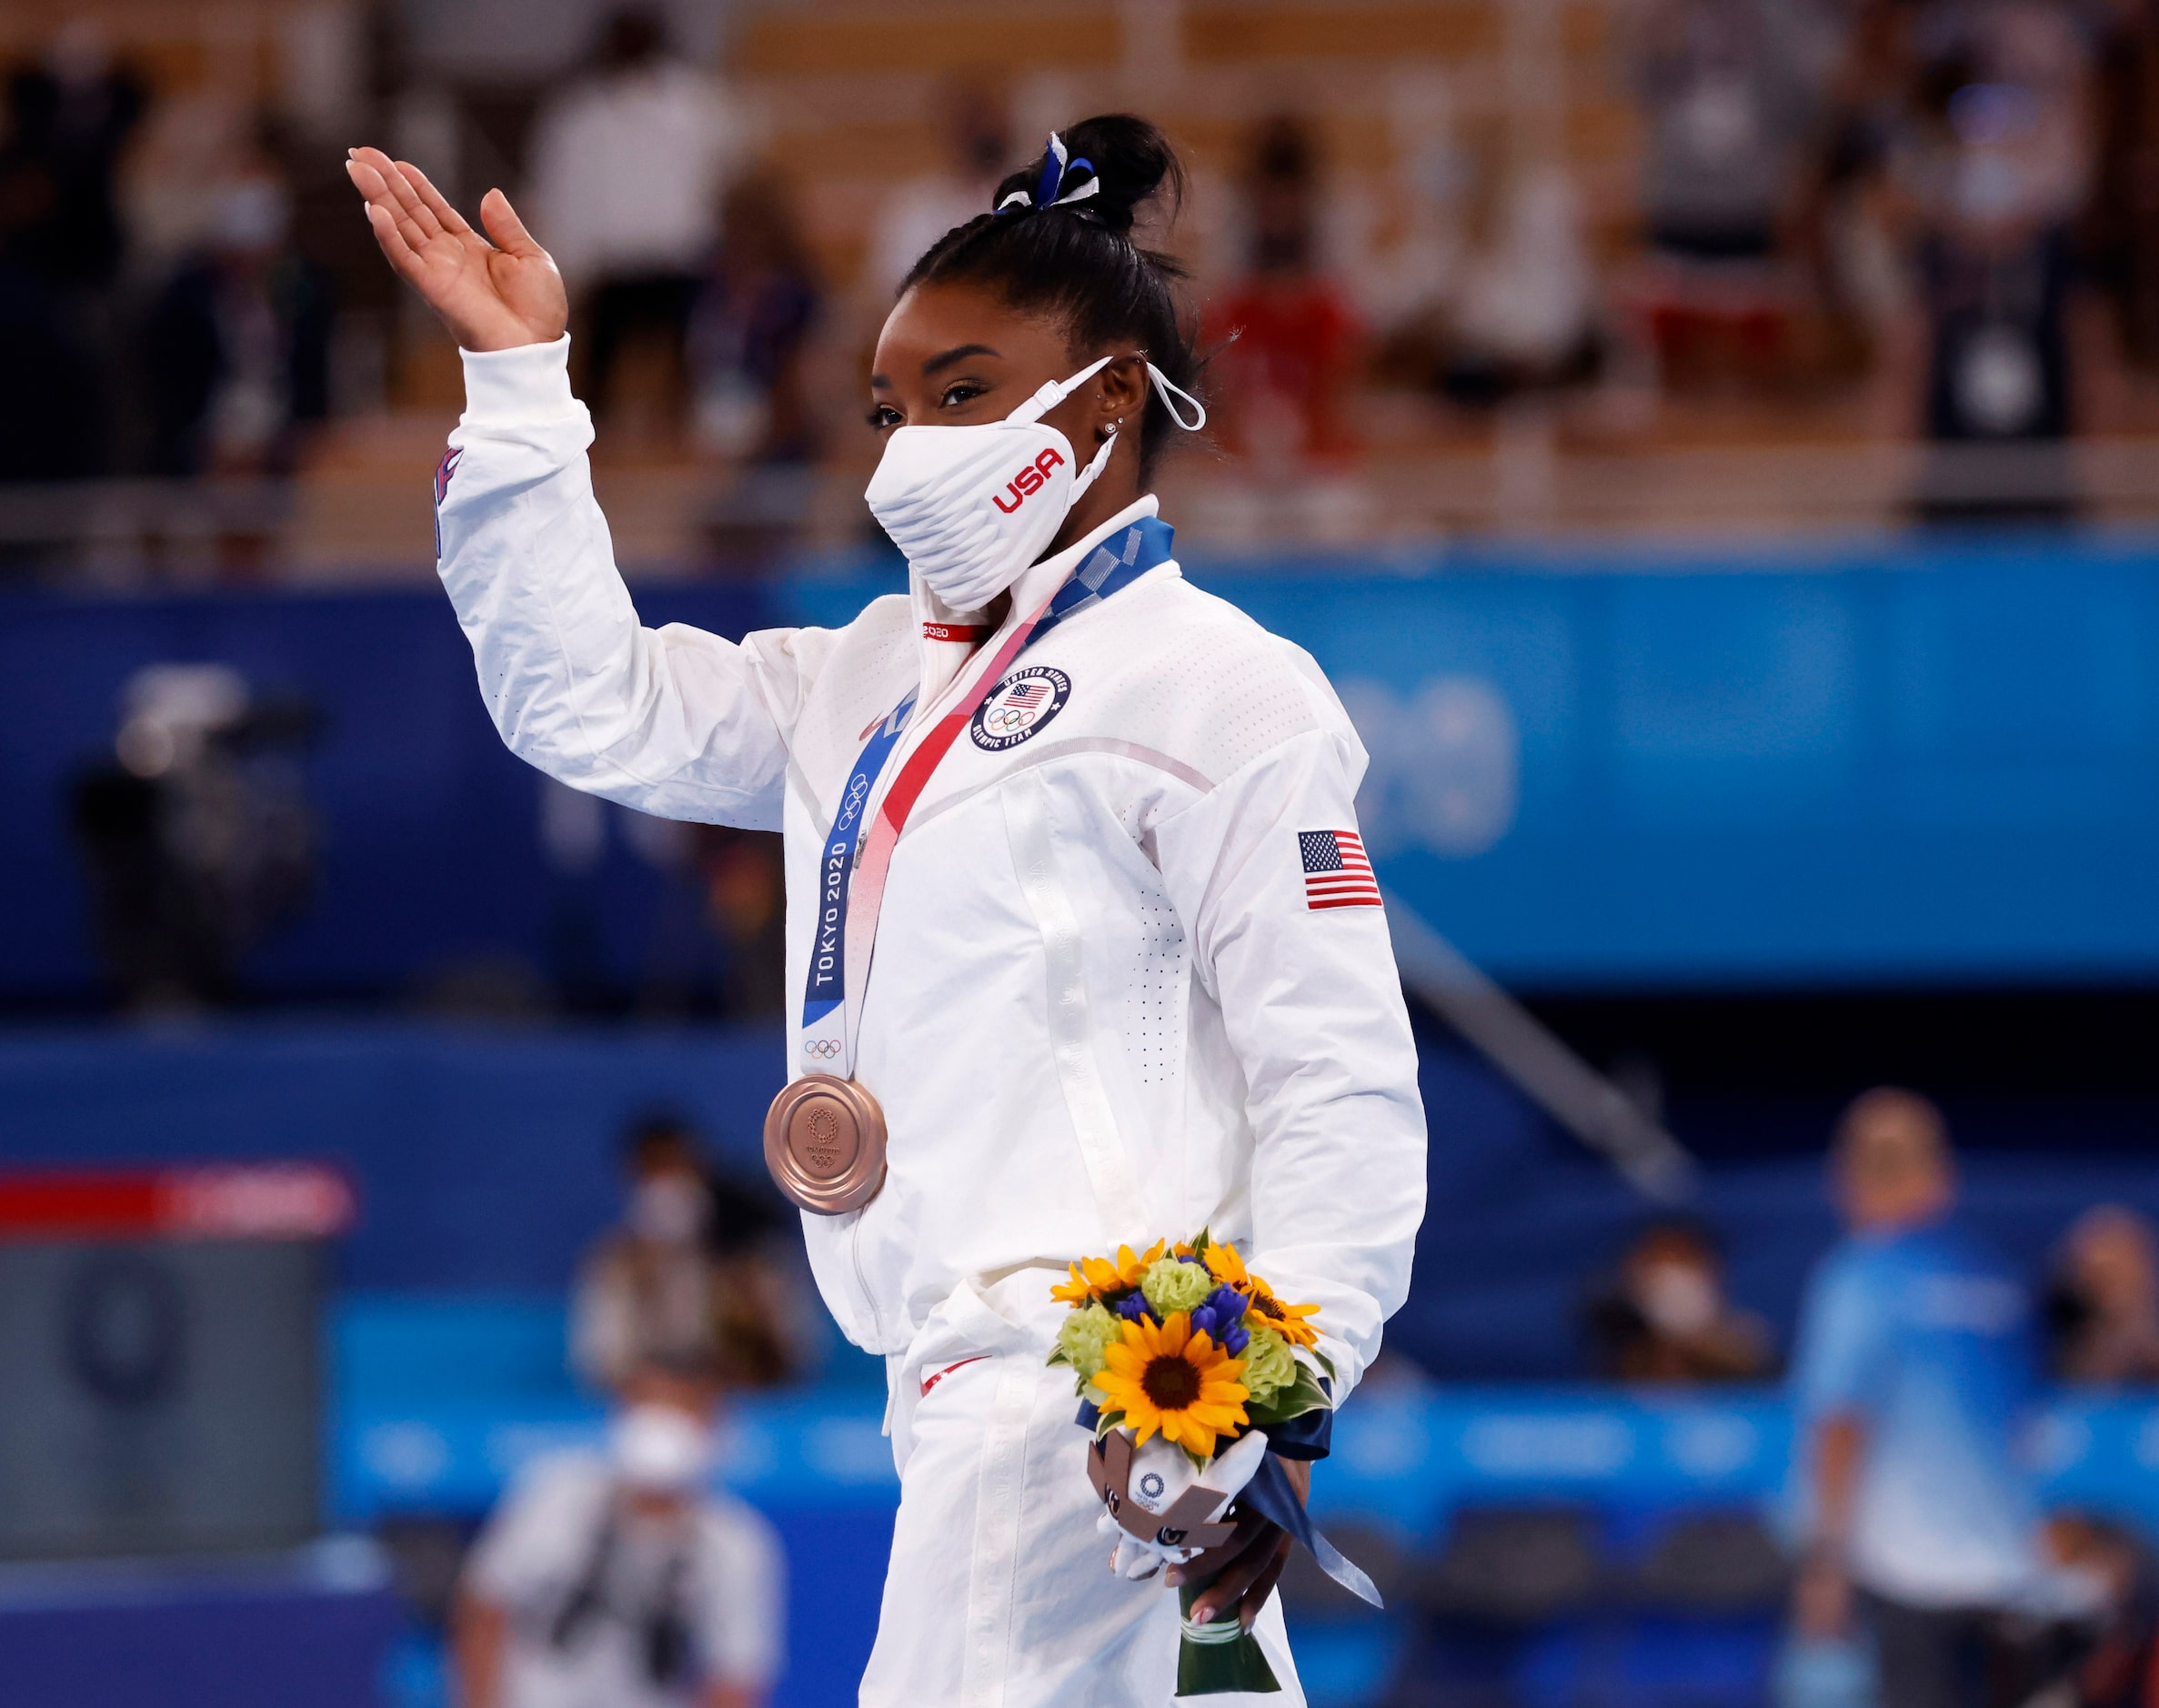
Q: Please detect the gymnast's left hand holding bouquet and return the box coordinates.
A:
[345,148,567,352]
[1049,1232,1377,1696]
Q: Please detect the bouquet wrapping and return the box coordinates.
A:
[1049,1232,1378,1696]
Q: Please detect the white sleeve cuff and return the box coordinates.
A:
[459,336,580,428]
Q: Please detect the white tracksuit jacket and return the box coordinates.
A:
[438,339,1428,1705]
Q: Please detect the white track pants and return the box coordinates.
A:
[860,1278,1304,1708]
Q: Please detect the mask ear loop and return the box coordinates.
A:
[1010,357,1206,434]
[1071,363,1201,500]
[1069,426,1119,503]
[1145,364,1208,432]
[1006,354,1116,427]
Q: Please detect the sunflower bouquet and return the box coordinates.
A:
[1049,1231,1341,1697]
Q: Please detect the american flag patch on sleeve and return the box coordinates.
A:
[1298,829,1381,909]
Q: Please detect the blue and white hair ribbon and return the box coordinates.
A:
[1036,131,1069,206]
[996,132,1100,215]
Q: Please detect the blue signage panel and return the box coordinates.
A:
[1207,541,2159,986]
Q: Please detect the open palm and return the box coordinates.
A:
[345,146,567,352]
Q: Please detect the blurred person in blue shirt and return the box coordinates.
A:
[1788,1087,2041,1708]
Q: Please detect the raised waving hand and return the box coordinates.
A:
[344,147,567,353]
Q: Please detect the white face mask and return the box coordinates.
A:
[864,355,1204,612]
[610,1403,713,1492]
[628,1175,708,1246]
[1633,1261,1719,1337]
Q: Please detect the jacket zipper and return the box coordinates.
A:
[849,1211,879,1342]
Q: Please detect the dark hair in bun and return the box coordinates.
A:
[901,114,1202,477]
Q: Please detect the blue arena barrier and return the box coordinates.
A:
[330,1373,2159,1707]
[333,1381,2159,1540]
[14,1025,2159,1377]
[0,1543,404,1708]
[9,534,2159,998]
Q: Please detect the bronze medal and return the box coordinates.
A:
[763,1073,888,1214]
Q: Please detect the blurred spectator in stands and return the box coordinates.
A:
[2027,1512,2159,1708]
[864,80,1009,305]
[1634,0,1826,265]
[2088,0,2159,369]
[691,827,787,1017]
[68,663,317,1013]
[688,173,821,466]
[2046,1205,2159,1384]
[0,23,146,482]
[1894,6,2094,469]
[1792,0,1921,383]
[1433,164,1602,407]
[457,1355,783,1708]
[1787,1088,2042,1708]
[1626,0,1832,391]
[0,24,141,294]
[1584,1219,1773,1382]
[527,6,748,433]
[1205,116,1363,464]
[572,1115,806,1393]
[138,127,332,482]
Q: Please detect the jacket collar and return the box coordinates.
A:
[909,493,1164,700]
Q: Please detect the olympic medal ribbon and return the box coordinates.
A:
[796,688,917,1071]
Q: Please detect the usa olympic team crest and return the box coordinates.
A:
[969,666,1070,751]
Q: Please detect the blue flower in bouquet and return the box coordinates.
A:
[1190,1284,1251,1355]
[1117,1290,1157,1323]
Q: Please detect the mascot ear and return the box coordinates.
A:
[1087,1431,1134,1519]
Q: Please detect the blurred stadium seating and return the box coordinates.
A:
[13,0,2159,574]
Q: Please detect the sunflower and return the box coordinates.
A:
[1202,1241,1323,1349]
[1050,1239,1167,1305]
[1244,1285,1322,1350]
[1201,1241,1253,1289]
[1093,1311,1250,1458]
